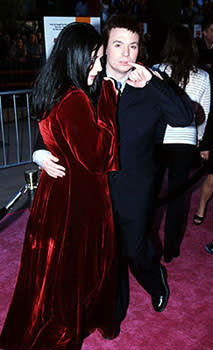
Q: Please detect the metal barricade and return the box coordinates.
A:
[0,89,38,168]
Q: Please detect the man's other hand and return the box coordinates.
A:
[33,150,66,178]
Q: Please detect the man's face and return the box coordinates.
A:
[203,24,213,47]
[106,27,139,80]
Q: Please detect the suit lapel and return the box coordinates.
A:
[118,84,145,112]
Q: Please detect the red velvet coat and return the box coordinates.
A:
[0,80,119,350]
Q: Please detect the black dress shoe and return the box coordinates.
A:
[164,255,173,263]
[164,246,180,263]
[151,265,170,312]
[164,251,179,263]
[102,324,120,340]
[205,241,213,255]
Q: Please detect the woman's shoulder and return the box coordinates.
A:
[101,78,117,95]
[184,68,211,99]
[191,67,210,79]
[57,87,90,111]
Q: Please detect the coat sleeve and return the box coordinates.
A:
[56,82,119,173]
[197,73,211,141]
[147,72,194,127]
[199,111,213,150]
[33,128,46,152]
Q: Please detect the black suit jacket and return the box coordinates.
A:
[107,75,194,254]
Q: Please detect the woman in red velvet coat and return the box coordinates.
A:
[0,23,119,350]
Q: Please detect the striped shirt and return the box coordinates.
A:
[153,64,211,145]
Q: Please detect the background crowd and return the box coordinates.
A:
[0,29,45,67]
[0,1,212,66]
[0,0,212,90]
[181,0,213,24]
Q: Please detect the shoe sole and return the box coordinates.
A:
[158,266,170,312]
[205,246,213,255]
[102,326,120,340]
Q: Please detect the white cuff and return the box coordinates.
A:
[33,150,51,168]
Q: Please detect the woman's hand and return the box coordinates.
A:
[41,154,66,178]
[33,150,66,178]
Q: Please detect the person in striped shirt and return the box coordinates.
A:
[153,24,211,263]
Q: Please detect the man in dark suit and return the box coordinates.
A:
[33,15,194,327]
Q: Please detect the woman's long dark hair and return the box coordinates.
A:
[32,22,102,119]
[160,24,199,89]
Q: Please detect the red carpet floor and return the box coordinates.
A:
[0,180,212,350]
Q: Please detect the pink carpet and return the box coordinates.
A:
[0,181,212,350]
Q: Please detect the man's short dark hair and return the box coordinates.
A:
[102,14,142,50]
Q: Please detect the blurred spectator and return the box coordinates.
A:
[0,24,45,91]
[180,0,193,23]
[191,0,204,23]
[110,0,143,16]
[74,0,88,16]
[26,33,42,64]
[181,0,213,25]
[153,24,211,263]
[11,32,22,47]
[21,32,28,46]
[0,33,12,65]
[100,0,111,25]
[37,31,44,46]
[201,0,213,20]
[36,30,45,62]
[196,20,213,75]
[10,38,27,63]
[139,0,152,20]
[200,20,213,49]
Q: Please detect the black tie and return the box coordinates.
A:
[116,81,122,91]
[109,78,122,95]
[116,81,122,97]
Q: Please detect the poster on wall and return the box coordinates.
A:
[43,16,101,59]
